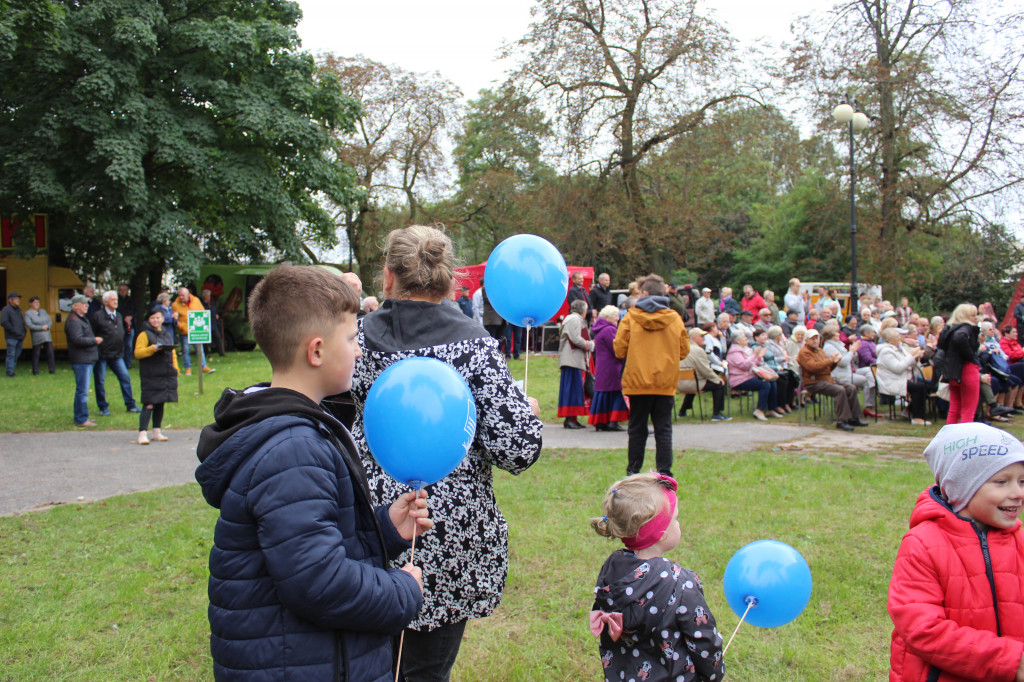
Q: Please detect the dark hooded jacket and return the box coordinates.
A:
[195,386,422,681]
[937,323,980,383]
[592,550,725,682]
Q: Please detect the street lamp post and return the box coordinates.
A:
[832,95,869,315]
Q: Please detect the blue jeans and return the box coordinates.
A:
[179,333,206,369]
[72,363,94,424]
[735,376,778,412]
[123,327,135,368]
[5,337,22,375]
[95,356,137,411]
[503,324,525,358]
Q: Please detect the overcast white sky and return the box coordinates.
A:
[294,0,807,100]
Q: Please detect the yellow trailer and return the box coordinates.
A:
[1,214,83,351]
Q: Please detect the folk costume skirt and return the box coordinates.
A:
[557,367,587,418]
[588,390,629,426]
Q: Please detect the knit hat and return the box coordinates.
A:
[923,423,1024,512]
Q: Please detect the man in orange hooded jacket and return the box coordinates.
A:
[614,274,689,478]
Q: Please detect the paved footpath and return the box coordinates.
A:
[2,421,919,517]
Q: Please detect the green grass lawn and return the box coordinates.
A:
[1,444,931,681]
[4,349,1017,441]
[1,348,1019,680]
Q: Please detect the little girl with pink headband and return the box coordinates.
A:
[590,473,725,682]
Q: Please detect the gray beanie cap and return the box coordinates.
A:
[923,423,1024,512]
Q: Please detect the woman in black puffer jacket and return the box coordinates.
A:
[937,303,980,424]
[134,306,178,445]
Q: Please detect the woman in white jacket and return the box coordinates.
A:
[875,327,930,425]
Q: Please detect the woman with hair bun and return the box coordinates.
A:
[938,303,981,424]
[351,224,543,682]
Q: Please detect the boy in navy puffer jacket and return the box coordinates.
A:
[195,266,431,681]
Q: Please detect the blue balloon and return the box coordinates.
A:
[363,357,477,489]
[722,540,812,628]
[484,234,569,326]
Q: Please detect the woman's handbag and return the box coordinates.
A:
[584,371,595,398]
[753,365,779,381]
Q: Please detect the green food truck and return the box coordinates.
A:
[197,264,346,351]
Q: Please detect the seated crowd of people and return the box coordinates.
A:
[553,274,1024,433]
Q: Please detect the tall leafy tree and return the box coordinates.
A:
[0,0,360,297]
[452,86,553,257]
[506,0,753,271]
[317,54,461,282]
[784,0,1024,288]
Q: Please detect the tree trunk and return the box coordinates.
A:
[147,261,164,305]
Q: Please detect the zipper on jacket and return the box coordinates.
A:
[972,522,1002,636]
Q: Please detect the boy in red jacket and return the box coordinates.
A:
[888,423,1024,682]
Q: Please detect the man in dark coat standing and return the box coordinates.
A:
[589,272,614,312]
[1,292,26,377]
[568,271,592,324]
[66,294,102,426]
[201,288,226,356]
[1014,298,1024,342]
[116,284,138,368]
[91,291,141,416]
[457,285,474,317]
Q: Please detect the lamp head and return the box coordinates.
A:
[832,103,854,123]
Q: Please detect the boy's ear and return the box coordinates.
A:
[307,336,325,367]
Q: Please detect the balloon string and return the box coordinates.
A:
[394,494,420,682]
[723,599,755,656]
[524,324,531,395]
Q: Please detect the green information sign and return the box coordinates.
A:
[187,310,212,344]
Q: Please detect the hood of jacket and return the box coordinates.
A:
[629,296,677,331]
[361,298,488,353]
[195,385,354,507]
[595,549,667,611]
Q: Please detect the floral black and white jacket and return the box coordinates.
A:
[352,299,543,630]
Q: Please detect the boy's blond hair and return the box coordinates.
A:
[248,265,359,370]
[591,473,674,539]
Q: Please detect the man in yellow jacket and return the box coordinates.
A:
[614,274,689,477]
[171,287,214,375]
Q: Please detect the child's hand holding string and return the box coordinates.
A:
[389,489,433,541]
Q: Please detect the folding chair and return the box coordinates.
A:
[920,365,941,422]
[675,368,706,423]
[796,382,834,425]
[871,365,900,421]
